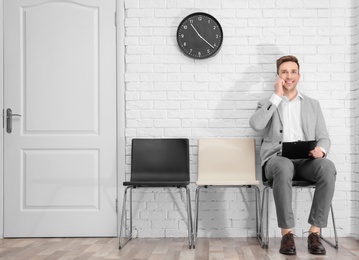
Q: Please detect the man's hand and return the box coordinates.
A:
[309,146,324,159]
[274,76,285,96]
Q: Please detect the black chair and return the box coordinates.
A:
[260,168,338,249]
[119,138,193,249]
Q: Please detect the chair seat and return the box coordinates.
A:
[123,181,189,187]
[263,180,316,187]
[196,180,260,186]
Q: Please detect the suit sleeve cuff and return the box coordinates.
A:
[269,94,282,107]
[319,147,327,157]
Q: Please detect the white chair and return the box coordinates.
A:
[194,138,263,247]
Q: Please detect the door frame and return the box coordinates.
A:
[0,0,126,238]
[0,0,4,239]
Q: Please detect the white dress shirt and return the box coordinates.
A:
[282,94,304,142]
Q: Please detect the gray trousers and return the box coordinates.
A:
[264,156,336,229]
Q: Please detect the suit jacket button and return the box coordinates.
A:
[280,130,283,133]
[279,141,282,144]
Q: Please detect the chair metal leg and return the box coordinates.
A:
[119,187,133,249]
[260,186,270,249]
[320,204,339,248]
[252,185,263,246]
[307,188,338,249]
[193,186,202,248]
[184,186,194,249]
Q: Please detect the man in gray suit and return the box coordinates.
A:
[249,55,336,255]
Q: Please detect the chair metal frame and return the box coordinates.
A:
[260,179,338,249]
[118,138,193,249]
[194,185,262,247]
[119,185,193,249]
[193,138,263,248]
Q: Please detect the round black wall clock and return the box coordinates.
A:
[177,12,223,59]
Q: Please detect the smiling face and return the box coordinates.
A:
[277,61,300,93]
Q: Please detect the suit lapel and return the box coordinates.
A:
[301,96,309,140]
[277,103,283,126]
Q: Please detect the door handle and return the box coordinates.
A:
[6,108,21,133]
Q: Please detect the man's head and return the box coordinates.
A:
[276,55,301,93]
[276,55,300,75]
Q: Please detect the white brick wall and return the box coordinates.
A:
[353,3,359,238]
[122,0,357,238]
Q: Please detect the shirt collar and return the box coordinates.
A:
[282,91,303,102]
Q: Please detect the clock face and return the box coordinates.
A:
[177,12,223,59]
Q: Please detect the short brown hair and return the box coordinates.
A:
[276,55,300,74]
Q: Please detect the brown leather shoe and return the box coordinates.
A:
[308,232,326,255]
[279,232,296,255]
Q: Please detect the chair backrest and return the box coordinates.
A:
[131,138,190,182]
[197,138,257,183]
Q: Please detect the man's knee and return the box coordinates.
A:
[316,158,337,181]
[266,156,294,180]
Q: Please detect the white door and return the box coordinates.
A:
[3,0,117,237]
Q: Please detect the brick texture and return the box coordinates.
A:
[122,0,358,238]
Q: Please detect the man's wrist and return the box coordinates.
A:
[319,147,326,157]
[269,94,282,107]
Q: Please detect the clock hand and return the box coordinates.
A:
[190,24,215,49]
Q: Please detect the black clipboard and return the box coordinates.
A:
[282,140,317,159]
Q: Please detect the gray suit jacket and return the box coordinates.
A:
[249,93,331,165]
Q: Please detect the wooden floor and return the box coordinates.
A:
[0,237,358,260]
